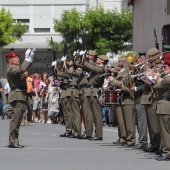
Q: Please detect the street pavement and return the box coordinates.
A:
[0,119,169,170]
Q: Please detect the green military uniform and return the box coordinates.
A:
[83,60,105,139]
[74,61,89,138]
[110,73,127,144]
[7,60,31,146]
[57,70,73,135]
[64,68,82,137]
[153,75,170,159]
[140,48,161,151]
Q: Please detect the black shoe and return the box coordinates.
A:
[88,137,103,141]
[155,149,163,155]
[78,134,91,139]
[143,146,160,152]
[8,144,24,148]
[60,132,72,137]
[156,156,170,161]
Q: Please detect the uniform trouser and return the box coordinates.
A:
[114,105,127,143]
[87,96,103,138]
[27,94,33,122]
[158,114,170,158]
[122,104,136,145]
[9,100,27,145]
[68,96,81,136]
[145,105,160,148]
[135,104,148,145]
[80,94,93,137]
[61,97,73,134]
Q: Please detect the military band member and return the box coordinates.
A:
[131,53,148,149]
[73,51,89,139]
[152,53,170,161]
[64,60,82,138]
[110,62,127,145]
[82,52,109,140]
[55,59,73,137]
[6,49,35,148]
[141,48,161,152]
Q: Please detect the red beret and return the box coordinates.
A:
[6,52,18,60]
[163,53,170,65]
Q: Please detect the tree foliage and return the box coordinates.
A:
[53,7,132,55]
[0,8,27,47]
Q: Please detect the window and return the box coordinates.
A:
[13,19,30,33]
[34,28,50,33]
[13,19,30,24]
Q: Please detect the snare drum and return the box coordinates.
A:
[104,90,117,104]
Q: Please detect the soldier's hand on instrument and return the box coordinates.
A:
[153,72,160,81]
[156,77,163,83]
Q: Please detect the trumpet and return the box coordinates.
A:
[131,51,170,70]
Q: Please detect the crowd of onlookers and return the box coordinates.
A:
[0,73,117,127]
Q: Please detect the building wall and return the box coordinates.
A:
[133,0,170,52]
[0,0,87,78]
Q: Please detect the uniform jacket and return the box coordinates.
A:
[64,69,81,98]
[57,70,70,99]
[6,60,31,103]
[83,61,104,97]
[153,75,170,115]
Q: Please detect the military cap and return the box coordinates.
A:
[163,53,170,65]
[88,50,98,56]
[6,52,18,60]
[163,45,170,52]
[146,48,159,56]
[98,55,109,61]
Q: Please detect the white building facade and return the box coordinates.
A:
[0,0,127,77]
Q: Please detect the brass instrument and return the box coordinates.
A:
[119,51,139,63]
[131,51,170,70]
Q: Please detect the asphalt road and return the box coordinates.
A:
[0,119,169,170]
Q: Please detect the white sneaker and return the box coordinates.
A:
[46,120,51,124]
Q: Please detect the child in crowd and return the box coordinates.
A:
[50,86,60,123]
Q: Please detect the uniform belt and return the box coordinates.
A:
[11,86,27,90]
[158,96,170,101]
[69,85,78,89]
[87,85,98,88]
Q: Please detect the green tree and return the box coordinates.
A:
[53,7,132,55]
[0,8,27,47]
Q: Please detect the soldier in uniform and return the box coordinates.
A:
[64,60,82,138]
[110,62,127,145]
[55,58,74,137]
[141,48,161,152]
[82,52,109,140]
[131,52,148,149]
[152,53,170,161]
[6,49,35,148]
